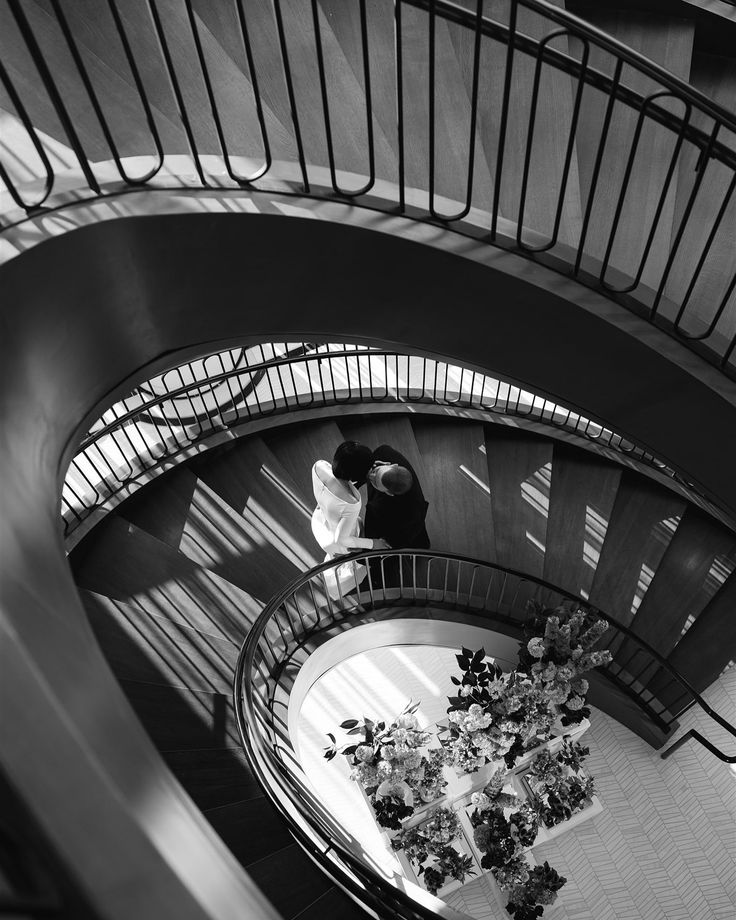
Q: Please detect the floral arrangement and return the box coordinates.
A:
[517,603,613,726]
[324,702,449,828]
[525,740,596,827]
[506,862,567,919]
[467,769,565,918]
[392,807,475,895]
[445,648,556,771]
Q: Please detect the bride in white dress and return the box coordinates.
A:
[311,459,389,599]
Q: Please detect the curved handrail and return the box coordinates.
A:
[62,343,728,540]
[234,549,736,917]
[3,1,736,373]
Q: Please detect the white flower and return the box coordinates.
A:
[354,744,373,763]
[566,695,585,711]
[459,685,474,697]
[527,637,546,658]
[377,761,392,779]
[396,713,419,730]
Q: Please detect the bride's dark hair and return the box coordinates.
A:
[332,440,373,484]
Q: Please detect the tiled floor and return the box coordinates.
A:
[298,647,736,919]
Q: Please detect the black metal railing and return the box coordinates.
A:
[2,1,736,373]
[61,342,713,538]
[234,550,736,917]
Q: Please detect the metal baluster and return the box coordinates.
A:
[395,0,405,209]
[651,122,720,317]
[7,0,100,192]
[0,59,54,210]
[518,31,589,252]
[271,0,309,191]
[602,93,691,294]
[673,171,736,339]
[574,58,623,275]
[491,0,517,239]
[145,0,207,185]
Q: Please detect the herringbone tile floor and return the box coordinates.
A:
[447,667,736,920]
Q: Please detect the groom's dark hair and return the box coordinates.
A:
[332,440,373,483]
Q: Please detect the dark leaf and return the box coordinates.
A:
[471,648,486,666]
[340,719,359,729]
[343,745,358,756]
[450,676,461,685]
[347,727,364,735]
[456,655,471,671]
[461,646,474,658]
[327,733,336,743]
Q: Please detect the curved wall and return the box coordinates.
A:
[2,204,736,919]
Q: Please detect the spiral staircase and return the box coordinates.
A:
[64,404,736,918]
[2,1,736,919]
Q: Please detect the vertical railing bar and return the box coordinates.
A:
[107,0,165,175]
[598,103,648,284]
[146,0,207,186]
[271,0,310,192]
[0,57,54,209]
[234,0,273,180]
[603,95,692,294]
[491,0,517,239]
[7,0,100,192]
[51,0,154,185]
[673,170,736,334]
[651,122,720,317]
[428,0,437,215]
[516,28,546,247]
[574,57,623,275]
[395,0,406,210]
[310,0,339,192]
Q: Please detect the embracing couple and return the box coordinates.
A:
[311,440,430,598]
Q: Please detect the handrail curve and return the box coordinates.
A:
[234,549,736,917]
[3,0,736,373]
[62,344,732,542]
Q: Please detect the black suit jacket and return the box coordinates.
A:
[364,444,430,549]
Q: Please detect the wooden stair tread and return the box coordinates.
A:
[628,506,736,657]
[162,748,263,813]
[412,418,495,560]
[263,419,346,502]
[204,796,295,868]
[588,472,686,626]
[663,570,736,701]
[72,516,260,643]
[81,589,238,696]
[245,842,335,920]
[115,465,198,549]
[484,426,552,579]
[290,885,370,920]
[543,444,622,598]
[574,10,695,290]
[183,440,320,598]
[120,679,241,751]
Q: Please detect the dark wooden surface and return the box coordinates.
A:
[543,444,621,599]
[484,426,552,579]
[412,417,496,560]
[589,472,686,625]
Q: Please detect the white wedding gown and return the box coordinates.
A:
[311,460,372,598]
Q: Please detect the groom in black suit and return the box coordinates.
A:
[364,444,431,550]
